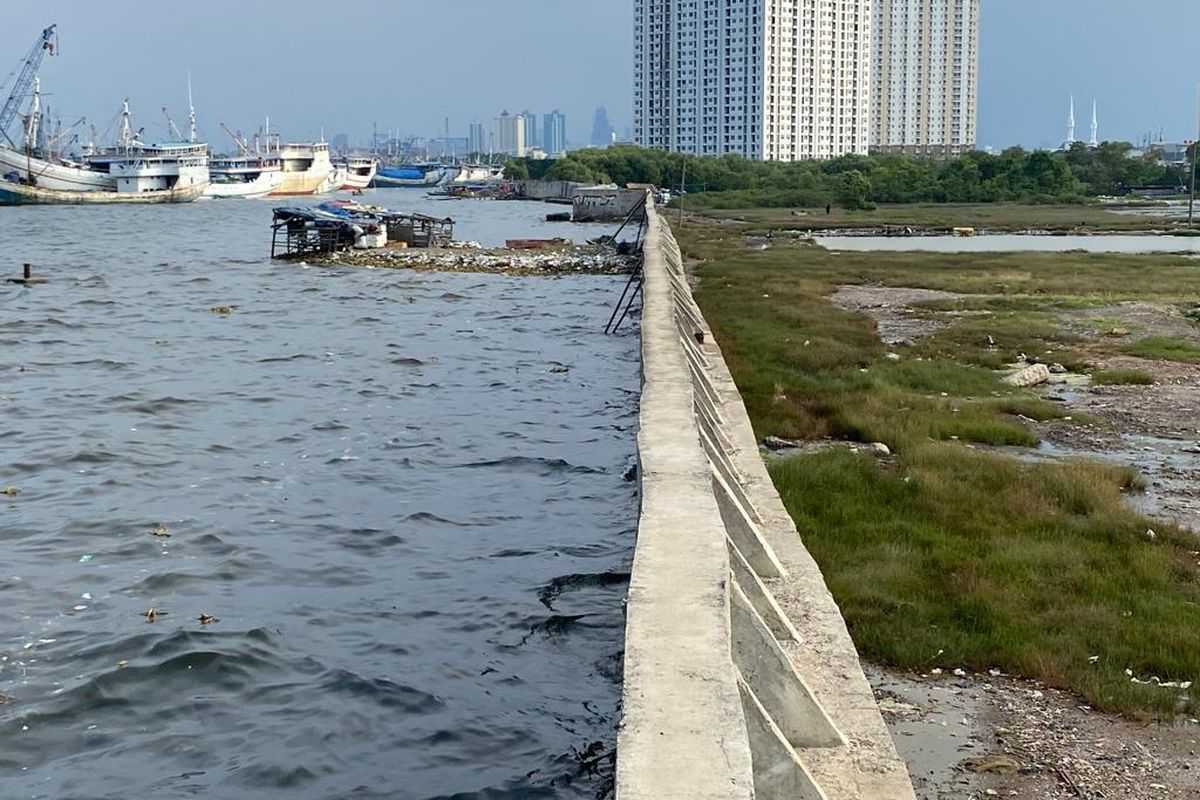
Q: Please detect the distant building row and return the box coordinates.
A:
[632,0,980,161]
[476,111,569,158]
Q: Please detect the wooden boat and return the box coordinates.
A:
[206,154,284,199]
[0,178,207,205]
[337,156,378,190]
[273,142,333,195]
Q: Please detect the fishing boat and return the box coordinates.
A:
[83,100,210,193]
[0,27,117,191]
[337,155,378,190]
[206,126,283,198]
[207,154,283,198]
[0,177,206,205]
[273,141,333,195]
[374,162,445,188]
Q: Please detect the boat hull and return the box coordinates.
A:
[0,180,208,206]
[340,163,377,190]
[0,146,116,192]
[205,170,284,199]
[374,166,444,188]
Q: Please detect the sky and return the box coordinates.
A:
[2,1,1198,152]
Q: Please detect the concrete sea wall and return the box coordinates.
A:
[617,198,916,800]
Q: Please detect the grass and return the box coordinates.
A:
[1122,336,1200,363]
[680,216,1200,718]
[1092,368,1156,386]
[771,447,1199,718]
[694,202,1178,233]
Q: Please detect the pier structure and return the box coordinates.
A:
[618,197,916,799]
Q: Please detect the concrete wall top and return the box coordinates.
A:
[617,197,915,800]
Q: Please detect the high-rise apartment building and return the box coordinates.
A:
[468,122,487,156]
[543,110,568,155]
[632,0,872,161]
[496,111,526,157]
[520,110,541,149]
[871,0,979,155]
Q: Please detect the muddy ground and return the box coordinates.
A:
[872,667,1200,799]
[829,287,1200,795]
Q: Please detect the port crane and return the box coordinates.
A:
[0,24,57,149]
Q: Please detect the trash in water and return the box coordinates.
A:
[1,486,19,496]
[149,524,171,538]
[198,613,219,625]
[143,608,165,623]
[78,554,94,563]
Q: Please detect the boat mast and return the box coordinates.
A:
[118,98,134,148]
[23,77,41,153]
[187,73,197,144]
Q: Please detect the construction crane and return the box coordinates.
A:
[0,24,57,149]
[162,107,183,141]
[220,122,249,156]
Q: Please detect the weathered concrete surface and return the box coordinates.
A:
[617,197,915,800]
[617,196,755,800]
[573,188,646,222]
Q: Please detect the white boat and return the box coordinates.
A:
[0,178,206,205]
[85,100,210,195]
[206,154,283,198]
[274,141,333,196]
[317,163,348,195]
[337,155,378,190]
[0,78,116,191]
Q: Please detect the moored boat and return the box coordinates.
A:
[337,155,378,190]
[0,177,207,205]
[206,154,284,198]
[273,142,333,195]
[374,163,444,188]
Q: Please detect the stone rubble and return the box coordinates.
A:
[313,244,637,276]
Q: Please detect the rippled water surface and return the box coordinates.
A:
[0,194,639,799]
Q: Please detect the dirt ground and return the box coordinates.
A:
[831,289,1200,795]
[870,667,1200,799]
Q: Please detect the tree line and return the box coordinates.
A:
[503,142,1191,209]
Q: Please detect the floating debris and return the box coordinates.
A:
[149,524,171,538]
[197,613,219,625]
[0,691,12,705]
[1,486,20,496]
[210,305,235,316]
[143,608,165,623]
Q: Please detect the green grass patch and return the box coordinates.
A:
[771,447,1199,718]
[1122,336,1200,363]
[683,216,1200,718]
[1092,368,1156,386]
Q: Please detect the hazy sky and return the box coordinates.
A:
[2,1,1197,151]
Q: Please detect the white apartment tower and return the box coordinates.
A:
[871,0,980,155]
[633,0,872,161]
[496,111,526,157]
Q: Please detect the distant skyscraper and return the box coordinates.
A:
[468,122,487,156]
[520,111,540,149]
[1090,99,1099,148]
[331,133,349,153]
[872,0,981,156]
[543,110,567,155]
[590,106,615,148]
[496,110,526,157]
[633,0,871,160]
